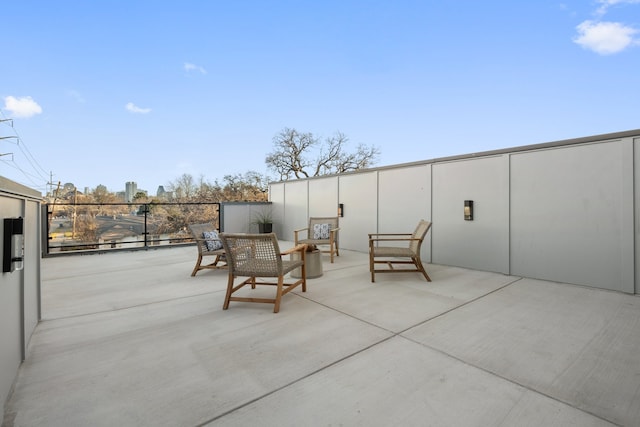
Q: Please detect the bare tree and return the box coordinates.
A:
[265,127,379,180]
[168,173,197,201]
[168,172,270,203]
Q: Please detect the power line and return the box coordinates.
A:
[1,111,51,189]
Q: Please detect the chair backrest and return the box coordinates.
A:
[188,223,217,254]
[308,217,339,239]
[220,233,283,277]
[410,220,432,254]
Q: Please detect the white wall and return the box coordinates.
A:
[271,129,640,294]
[432,156,510,273]
[221,202,283,234]
[378,165,432,261]
[280,180,308,241]
[309,177,339,218]
[510,140,634,292]
[338,172,378,253]
[0,177,42,422]
[636,137,640,295]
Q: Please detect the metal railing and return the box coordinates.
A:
[44,202,221,255]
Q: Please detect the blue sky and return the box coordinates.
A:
[1,1,639,194]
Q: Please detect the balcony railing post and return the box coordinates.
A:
[144,204,148,248]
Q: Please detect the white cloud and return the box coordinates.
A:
[3,96,43,118]
[184,62,207,74]
[573,20,638,54]
[596,0,640,16]
[125,102,151,114]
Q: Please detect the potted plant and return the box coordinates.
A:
[252,207,273,233]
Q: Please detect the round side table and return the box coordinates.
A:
[291,249,323,279]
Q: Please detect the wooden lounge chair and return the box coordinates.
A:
[219,233,307,313]
[368,220,432,283]
[188,223,226,276]
[294,216,340,263]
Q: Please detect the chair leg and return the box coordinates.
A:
[369,242,375,282]
[191,255,203,276]
[273,276,284,313]
[369,256,376,282]
[223,274,234,309]
[330,242,339,263]
[301,254,307,292]
[415,257,432,282]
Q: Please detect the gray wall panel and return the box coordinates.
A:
[269,183,285,238]
[378,165,432,261]
[432,156,509,273]
[282,180,308,241]
[338,173,377,252]
[0,197,23,422]
[634,137,640,294]
[510,141,633,292]
[308,177,339,218]
[222,204,252,233]
[0,179,41,423]
[23,201,41,349]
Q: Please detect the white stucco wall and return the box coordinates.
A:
[510,139,634,292]
[0,177,42,422]
[338,172,378,253]
[377,165,432,262]
[432,155,510,273]
[270,129,640,294]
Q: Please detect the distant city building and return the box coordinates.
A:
[125,181,137,203]
[156,185,166,198]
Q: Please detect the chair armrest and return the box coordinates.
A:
[293,228,307,244]
[281,244,307,256]
[368,233,412,240]
[368,233,418,244]
[370,237,420,242]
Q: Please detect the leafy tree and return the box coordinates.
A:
[265,127,379,180]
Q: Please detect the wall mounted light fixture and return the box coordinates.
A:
[3,217,24,273]
[338,203,344,217]
[464,200,474,221]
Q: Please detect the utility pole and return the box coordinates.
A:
[47,171,55,197]
[1,119,16,158]
[0,134,18,159]
[48,181,61,231]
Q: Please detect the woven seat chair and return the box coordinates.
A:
[219,233,307,313]
[188,223,226,276]
[368,220,432,283]
[294,217,340,263]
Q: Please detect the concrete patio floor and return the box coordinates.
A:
[3,244,640,427]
